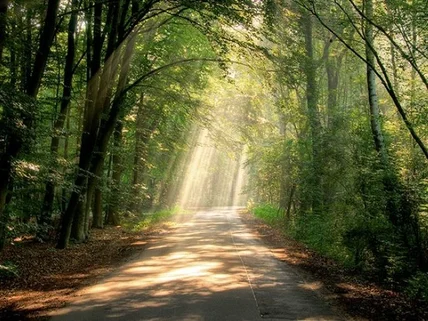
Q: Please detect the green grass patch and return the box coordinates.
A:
[123,206,187,232]
[251,203,285,226]
[249,203,353,268]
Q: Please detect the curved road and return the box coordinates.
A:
[51,208,344,321]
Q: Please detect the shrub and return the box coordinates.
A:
[0,261,19,279]
[406,272,428,302]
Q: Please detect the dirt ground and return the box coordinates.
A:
[0,222,177,321]
[1,211,427,321]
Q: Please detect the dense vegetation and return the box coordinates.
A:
[0,0,427,303]
[245,0,428,299]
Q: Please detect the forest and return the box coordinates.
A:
[0,0,428,317]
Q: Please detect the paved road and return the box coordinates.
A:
[51,208,344,321]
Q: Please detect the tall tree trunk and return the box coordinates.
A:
[131,96,146,210]
[61,106,71,213]
[63,0,107,244]
[106,122,123,225]
[21,9,32,91]
[0,0,60,250]
[39,0,79,237]
[57,0,150,248]
[132,115,160,211]
[9,8,16,87]
[57,31,137,248]
[27,0,60,97]
[364,0,388,165]
[80,1,121,232]
[325,41,343,130]
[302,12,322,215]
[0,0,8,64]
[92,187,103,227]
[89,157,106,229]
[92,0,102,75]
[70,191,87,242]
[277,85,289,215]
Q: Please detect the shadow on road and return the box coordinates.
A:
[50,208,342,321]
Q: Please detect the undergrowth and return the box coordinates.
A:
[123,206,186,232]
[250,203,353,267]
[249,203,428,303]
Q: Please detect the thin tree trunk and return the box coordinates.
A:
[0,0,9,64]
[9,5,17,87]
[364,0,388,165]
[92,187,103,227]
[132,118,159,211]
[285,184,296,222]
[27,0,60,97]
[0,0,60,250]
[302,12,322,215]
[106,122,123,225]
[131,96,146,210]
[61,105,71,213]
[62,0,104,245]
[21,9,32,91]
[70,190,87,242]
[39,0,79,236]
[325,41,343,129]
[81,2,121,229]
[57,0,153,248]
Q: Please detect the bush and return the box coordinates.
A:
[0,261,19,279]
[252,203,283,226]
[123,206,184,232]
[406,272,428,302]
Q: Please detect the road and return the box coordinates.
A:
[51,208,345,321]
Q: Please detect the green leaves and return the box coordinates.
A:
[0,86,36,154]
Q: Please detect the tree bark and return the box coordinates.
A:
[39,0,79,237]
[0,0,9,64]
[56,0,159,248]
[92,187,103,227]
[302,12,322,215]
[131,106,160,211]
[106,122,124,225]
[70,192,87,242]
[325,40,344,130]
[21,9,32,91]
[0,0,60,250]
[364,0,388,165]
[83,0,122,228]
[57,32,137,248]
[27,0,60,97]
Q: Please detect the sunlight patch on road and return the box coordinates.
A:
[158,262,221,281]
[63,216,251,311]
[298,281,323,291]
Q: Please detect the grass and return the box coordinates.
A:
[252,203,285,226]
[123,206,187,232]
[249,203,353,267]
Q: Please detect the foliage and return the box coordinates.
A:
[241,0,428,294]
[252,203,283,226]
[0,85,36,154]
[0,261,19,278]
[123,206,185,232]
[406,272,428,302]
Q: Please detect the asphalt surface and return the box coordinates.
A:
[50,207,344,321]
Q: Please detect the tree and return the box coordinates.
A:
[0,0,61,250]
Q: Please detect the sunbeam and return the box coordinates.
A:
[175,126,248,209]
